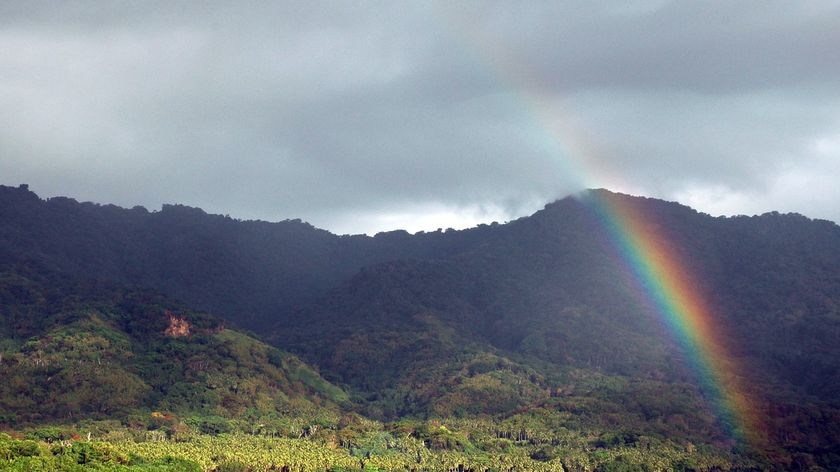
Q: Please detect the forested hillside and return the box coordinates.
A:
[0,256,348,426]
[0,184,493,330]
[274,191,840,467]
[2,183,840,470]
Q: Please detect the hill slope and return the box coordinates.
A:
[0,256,347,425]
[3,184,840,469]
[0,184,489,329]
[273,191,840,465]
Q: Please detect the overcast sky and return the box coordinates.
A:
[2,1,839,234]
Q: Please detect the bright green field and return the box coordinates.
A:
[0,417,759,472]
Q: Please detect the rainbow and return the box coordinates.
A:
[437,6,765,447]
[585,190,765,446]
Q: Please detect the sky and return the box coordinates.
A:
[2,1,839,235]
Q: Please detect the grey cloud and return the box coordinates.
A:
[442,1,840,93]
[1,1,839,233]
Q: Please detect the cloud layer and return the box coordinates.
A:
[2,1,839,234]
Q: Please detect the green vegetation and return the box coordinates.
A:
[0,261,347,424]
[3,185,840,470]
[1,417,756,472]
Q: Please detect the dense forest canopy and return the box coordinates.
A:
[2,183,840,471]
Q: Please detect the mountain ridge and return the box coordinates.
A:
[3,183,840,469]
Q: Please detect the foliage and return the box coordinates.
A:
[0,426,753,472]
[0,259,347,425]
[3,185,840,468]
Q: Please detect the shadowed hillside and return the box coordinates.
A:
[2,184,840,469]
[0,184,494,329]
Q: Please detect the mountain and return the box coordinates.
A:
[0,255,348,426]
[273,191,840,462]
[0,184,489,330]
[290,190,840,394]
[2,183,840,469]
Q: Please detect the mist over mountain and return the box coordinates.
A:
[2,183,840,470]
